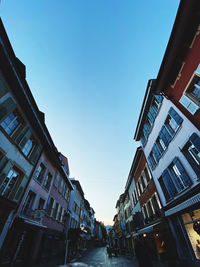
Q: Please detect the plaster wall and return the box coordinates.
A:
[143,97,199,206]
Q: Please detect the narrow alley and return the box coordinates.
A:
[1,1,200,267]
[70,246,165,267]
[71,246,138,267]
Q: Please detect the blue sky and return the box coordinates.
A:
[1,0,179,225]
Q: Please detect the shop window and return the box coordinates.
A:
[0,110,22,136]
[182,209,200,260]
[159,157,192,201]
[43,172,52,191]
[35,163,46,183]
[182,133,200,176]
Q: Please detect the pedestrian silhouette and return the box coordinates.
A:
[135,236,153,267]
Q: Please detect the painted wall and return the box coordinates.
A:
[143,97,199,206]
[165,32,200,129]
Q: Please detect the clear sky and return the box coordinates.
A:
[1,0,179,225]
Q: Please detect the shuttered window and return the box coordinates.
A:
[159,157,192,202]
[182,133,200,175]
[148,107,183,170]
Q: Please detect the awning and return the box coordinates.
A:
[137,221,161,235]
[165,192,200,217]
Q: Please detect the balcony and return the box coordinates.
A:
[21,208,46,222]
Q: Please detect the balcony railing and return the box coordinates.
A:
[21,208,46,222]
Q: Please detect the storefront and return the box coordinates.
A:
[165,192,200,266]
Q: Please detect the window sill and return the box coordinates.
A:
[165,185,192,205]
[42,186,50,192]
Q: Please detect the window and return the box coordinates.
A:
[189,77,200,101]
[57,205,62,221]
[148,107,183,170]
[0,111,21,136]
[136,183,141,196]
[52,201,59,219]
[159,157,192,201]
[35,163,46,183]
[22,137,35,157]
[185,70,200,104]
[47,197,54,216]
[62,183,67,197]
[148,151,157,170]
[139,175,146,192]
[59,179,64,193]
[140,94,163,147]
[0,168,20,198]
[43,173,52,191]
[54,173,60,188]
[65,187,70,201]
[179,65,200,114]
[182,133,200,176]
[142,205,148,220]
[23,190,36,216]
[155,136,166,155]
[151,194,161,214]
[147,201,154,217]
[138,180,143,194]
[38,198,45,209]
[144,166,151,183]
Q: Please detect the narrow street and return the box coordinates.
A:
[76,247,138,267]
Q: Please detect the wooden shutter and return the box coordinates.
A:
[13,174,29,203]
[0,97,17,123]
[173,157,192,187]
[159,126,171,147]
[168,107,183,125]
[190,133,200,152]
[162,169,177,199]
